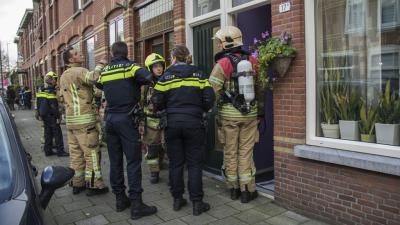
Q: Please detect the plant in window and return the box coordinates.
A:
[375,81,400,146]
[359,100,378,143]
[319,69,340,138]
[251,31,296,89]
[335,87,361,141]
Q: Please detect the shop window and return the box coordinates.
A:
[109,17,124,46]
[193,0,220,17]
[314,0,400,148]
[136,0,173,39]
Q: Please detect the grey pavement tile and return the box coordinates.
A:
[63,199,93,212]
[282,211,310,223]
[208,216,248,225]
[50,205,67,217]
[82,204,114,217]
[142,191,170,202]
[127,215,163,225]
[203,193,233,207]
[265,214,302,225]
[254,202,286,217]
[180,213,217,225]
[54,210,86,225]
[302,220,330,225]
[109,221,131,225]
[234,209,271,224]
[158,219,187,225]
[156,208,190,221]
[75,215,109,225]
[226,200,256,211]
[103,211,130,223]
[206,204,240,219]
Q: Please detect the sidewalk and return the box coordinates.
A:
[14,110,328,225]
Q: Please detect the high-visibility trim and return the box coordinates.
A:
[70,84,80,116]
[226,174,238,182]
[101,64,135,76]
[219,103,257,118]
[66,114,96,125]
[74,170,85,177]
[36,92,46,98]
[91,150,98,173]
[84,72,92,84]
[85,171,102,179]
[43,93,57,99]
[145,158,159,165]
[209,76,224,87]
[99,65,141,84]
[239,172,256,182]
[154,78,211,92]
[146,117,160,129]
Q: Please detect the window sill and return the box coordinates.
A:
[82,0,93,10]
[72,10,81,19]
[294,145,400,176]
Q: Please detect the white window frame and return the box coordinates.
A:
[378,0,400,31]
[185,0,269,58]
[344,0,366,34]
[305,1,400,159]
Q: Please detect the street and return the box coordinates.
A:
[14,109,326,225]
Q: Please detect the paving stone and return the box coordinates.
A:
[180,213,217,225]
[203,193,233,207]
[265,214,301,225]
[159,219,188,225]
[302,220,330,225]
[282,211,309,223]
[127,215,163,225]
[50,205,66,216]
[109,221,131,225]
[103,211,130,223]
[82,204,114,216]
[254,203,286,217]
[75,215,109,225]
[63,199,93,212]
[206,204,240,219]
[156,208,190,221]
[55,210,86,225]
[234,209,271,224]
[226,200,256,211]
[208,216,248,225]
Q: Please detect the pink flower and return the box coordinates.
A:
[261,31,269,39]
[253,38,259,44]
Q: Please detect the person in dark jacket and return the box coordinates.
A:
[151,45,215,216]
[6,86,16,110]
[96,41,157,220]
[24,86,32,109]
[40,73,69,157]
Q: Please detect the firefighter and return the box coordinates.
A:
[141,53,166,184]
[151,45,215,216]
[40,72,69,157]
[96,41,157,220]
[60,47,109,196]
[209,26,262,203]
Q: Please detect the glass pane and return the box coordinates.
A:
[109,22,116,46]
[136,0,173,39]
[0,114,13,203]
[117,19,124,42]
[193,0,220,17]
[315,0,400,146]
[232,0,254,7]
[85,37,95,71]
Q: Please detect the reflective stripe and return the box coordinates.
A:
[145,158,159,165]
[239,172,256,182]
[209,76,224,87]
[85,171,102,179]
[74,170,85,177]
[99,65,141,84]
[70,84,80,116]
[36,92,47,98]
[154,78,211,92]
[226,174,238,182]
[45,93,57,99]
[91,150,98,173]
[146,117,160,129]
[66,114,96,125]
[84,72,91,84]
[219,103,257,118]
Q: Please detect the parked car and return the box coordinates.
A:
[0,97,74,225]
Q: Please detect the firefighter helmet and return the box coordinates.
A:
[213,26,243,49]
[44,71,58,84]
[145,53,166,71]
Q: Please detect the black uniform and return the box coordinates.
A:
[24,89,32,109]
[96,56,152,201]
[151,63,215,202]
[39,86,65,155]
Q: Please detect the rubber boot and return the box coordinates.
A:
[193,201,210,216]
[116,193,131,212]
[131,199,157,220]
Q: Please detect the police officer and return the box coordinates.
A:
[152,45,215,216]
[209,26,261,203]
[40,72,69,157]
[60,47,109,196]
[141,53,166,184]
[96,41,157,220]
[24,86,32,109]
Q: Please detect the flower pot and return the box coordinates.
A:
[375,123,400,146]
[339,120,360,141]
[271,55,295,77]
[361,134,376,143]
[321,123,340,139]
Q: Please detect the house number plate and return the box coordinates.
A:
[279,2,291,13]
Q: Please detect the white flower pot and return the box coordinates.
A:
[321,123,340,139]
[339,120,360,141]
[375,123,400,146]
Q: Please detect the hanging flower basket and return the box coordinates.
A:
[271,55,295,77]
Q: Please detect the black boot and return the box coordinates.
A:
[230,188,241,200]
[57,151,70,157]
[116,193,131,212]
[173,198,187,211]
[72,186,86,195]
[150,172,159,184]
[193,201,210,216]
[240,190,258,203]
[86,187,109,196]
[131,199,157,220]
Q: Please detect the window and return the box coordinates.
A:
[74,0,81,13]
[136,0,173,39]
[57,44,66,74]
[232,0,255,7]
[84,28,95,71]
[54,0,59,29]
[380,0,400,30]
[109,17,124,46]
[193,0,220,17]
[306,0,400,157]
[68,36,81,52]
[49,5,54,34]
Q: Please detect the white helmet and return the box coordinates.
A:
[213,26,243,49]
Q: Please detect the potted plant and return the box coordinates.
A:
[251,31,296,89]
[335,87,361,141]
[320,80,339,138]
[375,81,400,146]
[359,100,378,143]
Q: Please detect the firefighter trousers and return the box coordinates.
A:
[221,119,258,192]
[68,125,106,189]
[142,127,164,173]
[43,115,64,154]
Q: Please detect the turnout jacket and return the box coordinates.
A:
[38,86,60,118]
[140,77,161,129]
[151,63,215,128]
[96,56,152,113]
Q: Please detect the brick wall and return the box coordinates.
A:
[271,1,400,224]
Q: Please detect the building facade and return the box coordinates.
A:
[16,0,400,225]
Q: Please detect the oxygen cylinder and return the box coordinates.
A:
[237,60,255,110]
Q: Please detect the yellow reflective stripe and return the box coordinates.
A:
[101,64,135,75]
[226,174,238,182]
[146,158,159,165]
[99,65,141,84]
[74,170,85,177]
[45,93,57,99]
[36,92,47,98]
[85,72,91,84]
[154,78,211,92]
[209,76,224,87]
[91,150,99,174]
[219,104,257,118]
[146,117,160,129]
[85,171,102,179]
[70,84,80,116]
[239,172,256,182]
[66,114,96,125]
